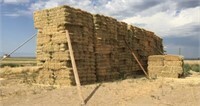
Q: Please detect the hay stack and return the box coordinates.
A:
[93,15,120,81]
[34,6,96,85]
[148,55,183,78]
[116,23,137,77]
[34,5,164,86]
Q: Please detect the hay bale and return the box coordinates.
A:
[164,61,183,66]
[148,55,164,61]
[148,55,183,78]
[35,69,54,85]
[148,61,164,66]
[164,55,183,61]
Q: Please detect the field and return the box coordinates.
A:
[0,57,36,67]
[184,60,200,65]
[0,60,200,106]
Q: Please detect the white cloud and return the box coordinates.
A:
[170,7,200,27]
[4,13,20,17]
[123,7,200,37]
[3,9,32,17]
[3,0,29,4]
[11,0,200,38]
[98,0,163,18]
[29,0,94,12]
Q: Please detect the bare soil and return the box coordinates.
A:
[0,71,200,106]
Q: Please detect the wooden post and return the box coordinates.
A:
[66,30,85,105]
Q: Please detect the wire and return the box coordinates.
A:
[0,33,37,61]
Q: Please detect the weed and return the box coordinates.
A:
[183,63,200,76]
[0,63,20,68]
[183,64,191,75]
[191,64,200,72]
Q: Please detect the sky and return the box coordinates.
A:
[0,0,199,58]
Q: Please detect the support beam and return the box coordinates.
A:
[66,30,85,105]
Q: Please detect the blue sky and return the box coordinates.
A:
[0,0,199,58]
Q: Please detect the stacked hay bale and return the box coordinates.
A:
[142,29,163,68]
[127,26,145,73]
[34,6,96,85]
[127,26,163,73]
[144,30,163,56]
[93,15,120,81]
[131,27,149,72]
[148,55,183,78]
[34,5,164,85]
[116,23,138,77]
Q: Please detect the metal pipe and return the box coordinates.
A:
[0,33,37,61]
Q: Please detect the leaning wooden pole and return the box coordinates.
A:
[124,40,150,79]
[66,30,85,105]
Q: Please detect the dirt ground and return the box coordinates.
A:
[0,71,200,106]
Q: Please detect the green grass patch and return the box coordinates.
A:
[191,64,200,72]
[183,63,191,75]
[0,63,20,67]
[183,63,200,75]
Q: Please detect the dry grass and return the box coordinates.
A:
[1,74,200,106]
[0,66,40,75]
[1,57,36,67]
[184,60,200,65]
[0,66,41,84]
